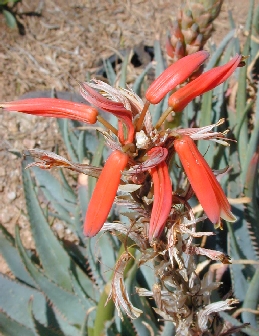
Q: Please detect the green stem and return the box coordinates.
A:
[135,101,150,131]
[154,106,173,129]
[97,115,118,136]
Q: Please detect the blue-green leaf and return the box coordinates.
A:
[57,119,79,162]
[103,59,116,86]
[3,10,16,28]
[160,321,175,336]
[0,311,34,336]
[132,62,153,96]
[0,274,79,336]
[0,273,44,330]
[0,224,34,286]
[15,225,89,326]
[22,163,73,291]
[205,30,236,70]
[242,269,259,328]
[119,53,129,89]
[28,299,65,336]
[220,311,259,336]
[32,168,77,226]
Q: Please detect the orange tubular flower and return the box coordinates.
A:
[174,135,236,226]
[84,150,129,237]
[168,54,242,112]
[0,98,98,124]
[149,161,172,241]
[145,50,209,104]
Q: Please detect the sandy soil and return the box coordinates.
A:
[0,0,257,274]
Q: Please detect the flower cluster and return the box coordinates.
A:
[1,51,243,242]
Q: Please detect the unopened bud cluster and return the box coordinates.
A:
[167,0,223,63]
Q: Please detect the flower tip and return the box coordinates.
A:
[239,55,248,67]
[220,210,237,223]
[214,221,223,230]
[83,150,128,238]
[168,54,242,112]
[83,225,97,238]
[145,50,209,104]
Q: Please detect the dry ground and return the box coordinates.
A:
[0,0,256,274]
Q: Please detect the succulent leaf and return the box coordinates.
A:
[22,162,74,291]
[242,269,259,329]
[29,299,65,336]
[0,273,43,330]
[15,225,91,326]
[0,225,34,286]
[0,311,34,336]
[103,59,116,86]
[57,118,79,162]
[32,165,77,220]
[119,52,130,89]
[220,311,259,336]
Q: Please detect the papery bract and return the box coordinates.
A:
[145,50,209,104]
[0,98,98,124]
[84,150,128,237]
[149,161,172,240]
[168,54,242,111]
[174,135,236,225]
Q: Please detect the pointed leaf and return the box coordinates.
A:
[132,62,153,96]
[160,321,175,336]
[0,224,34,286]
[28,299,65,336]
[103,59,116,86]
[0,311,34,336]
[241,120,259,187]
[220,312,259,336]
[15,225,89,326]
[0,273,44,330]
[119,52,130,89]
[57,119,79,162]
[0,273,79,336]
[236,37,251,170]
[31,164,77,216]
[242,269,259,328]
[22,163,73,291]
[205,30,236,70]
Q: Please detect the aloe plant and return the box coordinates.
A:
[0,1,259,336]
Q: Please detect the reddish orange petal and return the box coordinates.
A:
[84,150,128,237]
[145,51,209,104]
[149,161,172,240]
[169,54,242,112]
[1,98,98,124]
[79,82,134,144]
[174,135,235,224]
